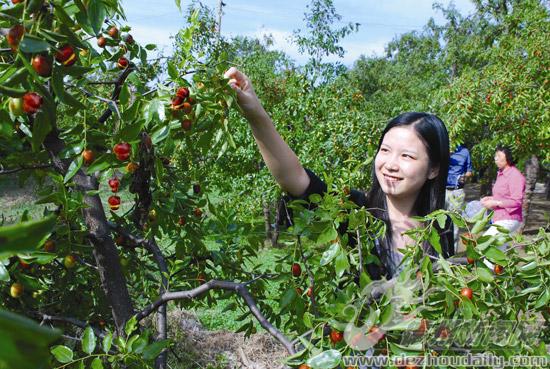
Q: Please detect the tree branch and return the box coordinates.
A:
[0,163,52,175]
[98,64,136,124]
[134,279,296,355]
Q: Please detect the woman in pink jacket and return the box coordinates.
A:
[481,145,526,236]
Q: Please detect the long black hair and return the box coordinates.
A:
[495,145,514,166]
[365,112,453,277]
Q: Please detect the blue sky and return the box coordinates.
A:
[120,0,476,66]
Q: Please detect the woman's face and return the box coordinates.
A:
[494,150,508,170]
[374,126,438,202]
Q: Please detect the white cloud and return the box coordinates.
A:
[233,27,386,66]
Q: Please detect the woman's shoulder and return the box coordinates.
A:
[505,166,526,182]
[348,188,368,207]
[297,168,369,207]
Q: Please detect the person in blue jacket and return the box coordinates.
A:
[446,144,473,252]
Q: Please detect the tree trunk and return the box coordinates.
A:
[478,165,495,197]
[263,200,272,245]
[270,199,281,247]
[44,131,135,335]
[520,155,539,233]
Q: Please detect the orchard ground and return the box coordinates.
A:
[1,175,548,369]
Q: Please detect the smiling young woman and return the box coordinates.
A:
[224,67,454,279]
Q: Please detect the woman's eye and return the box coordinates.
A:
[380,148,389,152]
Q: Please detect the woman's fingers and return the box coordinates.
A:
[224,66,244,81]
[227,78,240,90]
[224,67,249,91]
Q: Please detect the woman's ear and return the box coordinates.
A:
[428,166,439,180]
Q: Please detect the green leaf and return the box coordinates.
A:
[449,213,466,228]
[52,3,76,28]
[334,249,349,278]
[131,335,149,353]
[534,288,550,309]
[0,216,56,258]
[39,28,69,44]
[306,349,341,369]
[476,267,494,283]
[320,242,340,266]
[167,61,177,79]
[142,339,171,360]
[428,228,442,255]
[52,66,86,109]
[81,326,96,354]
[31,252,57,264]
[151,125,170,144]
[125,316,138,337]
[59,65,93,77]
[317,224,337,245]
[51,345,73,363]
[0,84,26,97]
[517,261,537,272]
[194,103,202,118]
[348,210,366,229]
[19,35,51,53]
[459,298,474,319]
[122,101,142,122]
[482,246,507,264]
[303,312,314,329]
[438,257,453,277]
[471,217,490,234]
[91,358,104,369]
[475,235,495,251]
[116,121,143,142]
[64,155,83,183]
[119,83,130,105]
[102,332,113,353]
[280,287,297,309]
[87,0,107,35]
[63,89,86,109]
[436,214,447,229]
[0,309,61,369]
[31,110,52,152]
[144,99,165,125]
[51,65,65,97]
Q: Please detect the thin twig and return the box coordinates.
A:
[36,313,106,339]
[298,236,318,317]
[74,254,98,270]
[85,81,119,85]
[356,230,363,276]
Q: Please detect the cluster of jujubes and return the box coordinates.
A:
[171,87,196,131]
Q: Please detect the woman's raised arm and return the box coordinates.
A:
[224,67,310,197]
